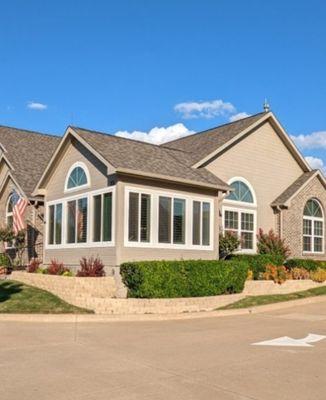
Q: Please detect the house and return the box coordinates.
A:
[1,111,326,270]
[0,126,60,260]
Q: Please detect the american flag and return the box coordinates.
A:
[11,189,28,234]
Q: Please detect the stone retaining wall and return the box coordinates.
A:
[10,272,326,315]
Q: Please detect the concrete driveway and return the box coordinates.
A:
[1,301,326,400]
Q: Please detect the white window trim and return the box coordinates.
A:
[48,203,63,246]
[5,195,14,249]
[45,186,115,249]
[124,186,214,250]
[223,176,257,208]
[64,161,91,193]
[191,200,212,248]
[222,205,257,254]
[303,216,324,255]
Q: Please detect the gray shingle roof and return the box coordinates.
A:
[72,127,230,189]
[162,113,266,165]
[271,171,317,206]
[0,126,60,197]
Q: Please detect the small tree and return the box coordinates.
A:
[219,231,240,259]
[257,228,290,260]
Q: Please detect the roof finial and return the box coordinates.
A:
[263,98,270,113]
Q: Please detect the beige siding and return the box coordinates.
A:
[205,121,304,233]
[115,176,219,265]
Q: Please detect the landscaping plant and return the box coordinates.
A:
[263,264,288,284]
[257,228,290,259]
[310,268,326,283]
[230,254,284,280]
[77,257,105,277]
[46,259,70,276]
[219,231,240,259]
[26,258,41,273]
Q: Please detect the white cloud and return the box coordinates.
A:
[27,101,48,111]
[229,112,251,122]
[115,123,195,145]
[291,131,326,150]
[305,156,326,174]
[174,99,236,119]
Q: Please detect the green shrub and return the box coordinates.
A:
[230,254,285,280]
[285,258,320,271]
[120,259,248,298]
[219,232,240,259]
[0,253,11,268]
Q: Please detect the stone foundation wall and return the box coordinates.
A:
[10,271,326,315]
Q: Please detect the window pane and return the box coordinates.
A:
[67,166,88,189]
[7,197,13,213]
[241,213,254,231]
[77,198,88,243]
[304,199,323,217]
[202,202,210,246]
[159,196,171,243]
[314,237,323,252]
[140,194,150,242]
[7,215,13,229]
[227,181,254,203]
[67,201,76,243]
[303,236,311,252]
[93,195,102,242]
[314,220,323,237]
[224,211,238,229]
[192,201,201,245]
[55,204,62,244]
[103,192,112,242]
[128,192,139,242]
[48,205,55,245]
[173,198,185,244]
[241,232,253,249]
[303,219,312,235]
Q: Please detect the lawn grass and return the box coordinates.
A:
[0,279,93,314]
[219,286,326,310]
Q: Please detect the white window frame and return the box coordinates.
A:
[45,186,115,249]
[64,162,91,193]
[5,195,14,249]
[124,186,214,250]
[192,200,212,247]
[222,205,257,254]
[47,203,63,246]
[224,176,257,208]
[90,190,114,245]
[303,199,324,255]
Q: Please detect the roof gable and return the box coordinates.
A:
[0,125,60,197]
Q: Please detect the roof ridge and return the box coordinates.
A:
[162,112,266,147]
[0,124,60,139]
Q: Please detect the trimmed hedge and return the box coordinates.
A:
[230,254,285,280]
[285,258,326,271]
[120,260,248,298]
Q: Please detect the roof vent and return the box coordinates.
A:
[263,99,270,113]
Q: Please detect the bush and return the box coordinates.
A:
[290,267,310,280]
[46,259,70,276]
[0,253,11,268]
[310,268,326,283]
[263,264,288,284]
[257,229,291,259]
[230,254,284,280]
[26,258,41,273]
[120,259,248,298]
[285,258,320,271]
[219,232,240,259]
[77,257,105,277]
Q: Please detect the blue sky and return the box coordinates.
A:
[1,1,325,172]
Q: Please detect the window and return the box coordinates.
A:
[93,192,112,242]
[67,197,88,243]
[65,163,89,191]
[224,209,255,250]
[303,199,324,253]
[226,180,254,203]
[48,203,62,245]
[192,201,211,246]
[159,196,185,244]
[6,196,14,247]
[128,192,151,243]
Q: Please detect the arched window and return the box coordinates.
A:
[223,178,256,252]
[6,195,14,247]
[226,180,254,203]
[303,199,324,253]
[65,163,90,191]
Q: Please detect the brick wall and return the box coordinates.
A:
[282,176,326,260]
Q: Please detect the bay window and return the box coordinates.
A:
[192,201,211,246]
[67,197,88,243]
[159,196,185,244]
[93,192,112,242]
[48,203,62,245]
[128,192,151,243]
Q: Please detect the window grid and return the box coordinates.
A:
[223,209,255,251]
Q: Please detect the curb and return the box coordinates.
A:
[0,295,325,323]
